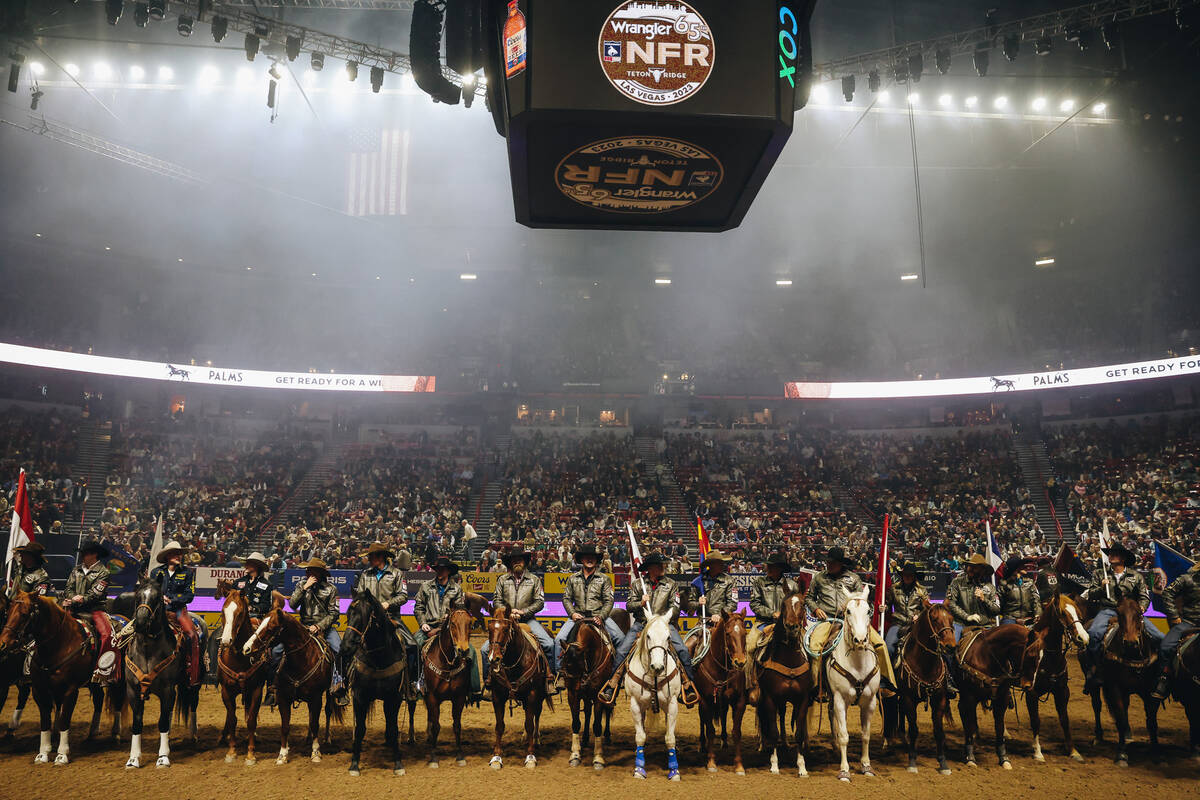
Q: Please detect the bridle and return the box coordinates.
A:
[135,584,167,639]
[486,615,541,694]
[842,599,873,653]
[912,606,955,657]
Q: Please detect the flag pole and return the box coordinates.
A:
[1100,517,1114,602]
[874,513,890,634]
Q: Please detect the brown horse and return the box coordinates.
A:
[753,590,815,776]
[1024,593,1090,763]
[561,619,614,769]
[885,600,957,775]
[243,591,344,764]
[422,607,474,768]
[213,580,271,765]
[483,606,551,770]
[690,611,749,774]
[1095,597,1161,766]
[956,622,1038,768]
[1171,629,1200,761]
[0,591,33,740]
[0,591,124,764]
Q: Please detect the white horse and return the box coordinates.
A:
[624,614,683,781]
[826,588,881,782]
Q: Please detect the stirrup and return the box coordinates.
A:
[680,680,699,708]
[597,679,620,706]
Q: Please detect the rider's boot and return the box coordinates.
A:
[597,660,627,706]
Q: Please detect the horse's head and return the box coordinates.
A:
[133,578,165,635]
[243,591,287,655]
[486,607,516,669]
[641,614,673,675]
[447,608,473,656]
[843,588,873,651]
[0,591,38,652]
[778,590,806,643]
[1115,596,1146,653]
[721,611,748,669]
[1055,593,1090,648]
[219,586,250,648]
[925,601,957,654]
[215,578,235,600]
[341,595,374,663]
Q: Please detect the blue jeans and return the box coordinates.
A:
[1000,617,1019,626]
[1161,622,1197,659]
[482,618,554,669]
[1087,608,1164,657]
[553,618,625,672]
[884,625,902,661]
[952,623,963,642]
[614,621,694,680]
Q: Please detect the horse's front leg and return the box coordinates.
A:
[665,694,680,781]
[349,696,367,776]
[860,693,877,777]
[931,694,952,775]
[155,685,176,768]
[903,695,919,772]
[794,699,809,778]
[86,684,103,740]
[522,692,539,769]
[33,683,53,764]
[992,691,1011,769]
[219,684,237,761]
[1146,695,1161,762]
[1090,689,1104,745]
[1053,685,1083,761]
[700,700,716,772]
[631,697,648,779]
[1027,684,1044,762]
[53,686,80,765]
[592,697,607,769]
[425,696,440,768]
[245,684,263,765]
[832,692,851,781]
[385,694,405,775]
[959,694,979,766]
[276,691,292,764]
[451,696,466,766]
[308,696,323,763]
[489,693,506,769]
[1105,686,1131,766]
[731,695,747,776]
[126,691,145,769]
[568,687,582,766]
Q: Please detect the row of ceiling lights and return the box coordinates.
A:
[810,84,1106,115]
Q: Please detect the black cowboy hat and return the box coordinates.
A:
[573,543,603,563]
[825,546,849,565]
[765,551,792,570]
[1004,556,1025,577]
[1102,542,1137,564]
[14,541,46,561]
[79,540,110,559]
[899,560,923,579]
[637,552,668,572]
[501,546,531,568]
[431,556,460,576]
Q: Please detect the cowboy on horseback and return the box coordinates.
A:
[553,543,624,691]
[1081,542,1163,695]
[414,556,481,699]
[807,547,897,699]
[7,542,54,599]
[148,541,201,687]
[946,554,1002,637]
[1153,559,1198,699]
[744,551,800,703]
[999,556,1040,625]
[352,541,418,697]
[484,546,556,698]
[604,552,698,707]
[883,560,957,698]
[289,558,348,705]
[691,550,738,625]
[233,552,274,620]
[61,540,118,684]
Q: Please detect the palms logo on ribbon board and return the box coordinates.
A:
[556,136,724,214]
[599,1,715,107]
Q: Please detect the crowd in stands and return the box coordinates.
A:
[0,406,80,533]
[1047,415,1200,566]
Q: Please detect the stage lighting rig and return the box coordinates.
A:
[907,52,923,83]
[148,0,166,21]
[244,32,260,61]
[346,60,358,81]
[1065,27,1090,51]
[211,15,228,43]
[1101,21,1119,50]
[1003,34,1019,61]
[105,0,124,25]
[7,52,22,94]
[310,52,325,71]
[892,61,909,84]
[285,35,302,62]
[841,74,855,102]
[867,69,880,93]
[134,2,149,27]
[1034,34,1052,56]
[178,15,194,36]
[370,65,384,93]
[973,47,989,77]
[411,0,461,104]
[935,48,950,75]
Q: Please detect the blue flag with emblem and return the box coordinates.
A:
[1152,540,1195,596]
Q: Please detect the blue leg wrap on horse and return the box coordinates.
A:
[635,745,645,770]
[667,748,679,773]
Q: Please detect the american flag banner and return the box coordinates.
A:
[345,128,410,216]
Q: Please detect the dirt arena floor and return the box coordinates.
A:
[1,654,1196,800]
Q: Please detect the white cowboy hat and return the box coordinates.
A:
[155,540,187,563]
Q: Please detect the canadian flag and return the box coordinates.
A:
[5,469,35,583]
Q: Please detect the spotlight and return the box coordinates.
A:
[1003,34,1019,61]
[1092,102,1107,113]
[129,64,144,80]
[211,15,228,43]
[938,93,952,107]
[841,74,855,102]
[892,61,908,84]
[244,33,260,62]
[7,63,18,94]
[105,0,124,25]
[878,89,890,103]
[973,48,989,77]
[29,61,44,76]
[993,95,1008,109]
[867,69,880,93]
[907,52,923,83]
[810,85,827,103]
[1035,35,1052,56]
[148,0,166,21]
[1059,98,1075,112]
[64,63,80,78]
[93,62,112,80]
[286,35,302,62]
[134,2,149,27]
[346,61,358,81]
[1101,21,1119,50]
[1066,27,1091,51]
[30,89,43,110]
[906,91,919,105]
[370,65,384,93]
[1031,97,1046,111]
[177,15,194,37]
[157,65,173,81]
[935,48,950,75]
[310,52,325,71]
[964,95,978,108]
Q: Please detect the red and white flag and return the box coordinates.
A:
[345,129,410,216]
[146,514,164,575]
[873,513,890,634]
[5,469,35,583]
[626,522,645,594]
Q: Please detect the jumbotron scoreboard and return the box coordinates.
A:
[488,0,816,232]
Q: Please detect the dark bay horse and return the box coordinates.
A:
[122,578,204,768]
[0,591,124,764]
[1170,629,1200,761]
[214,580,271,764]
[0,592,33,740]
[243,591,343,764]
[1095,597,1161,766]
[956,622,1038,768]
[885,601,957,775]
[561,618,613,769]
[753,591,815,776]
[689,611,749,774]
[422,607,474,768]
[1024,593,1090,763]
[340,591,411,776]
[484,606,551,770]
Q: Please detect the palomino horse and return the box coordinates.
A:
[956,621,1039,768]
[753,590,815,777]
[0,592,33,740]
[341,591,411,776]
[1023,593,1090,763]
[825,588,881,782]
[1171,629,1200,761]
[885,600,956,775]
[0,591,124,764]
[1094,596,1161,766]
[214,580,271,765]
[624,614,684,780]
[243,591,344,765]
[122,579,205,768]
[484,606,552,770]
[421,607,474,768]
[688,610,748,774]
[561,619,614,769]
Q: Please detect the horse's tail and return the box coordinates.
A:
[105,683,126,716]
[542,691,554,714]
[327,694,347,727]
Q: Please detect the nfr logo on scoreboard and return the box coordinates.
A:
[487,0,816,232]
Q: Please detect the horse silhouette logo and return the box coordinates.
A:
[990,377,1016,391]
[166,364,191,380]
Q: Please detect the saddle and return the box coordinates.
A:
[1100,623,1158,669]
[804,619,842,660]
[684,625,709,664]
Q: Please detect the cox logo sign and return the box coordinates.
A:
[778,5,800,87]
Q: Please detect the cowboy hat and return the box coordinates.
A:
[360,541,395,560]
[296,557,331,576]
[1003,556,1025,577]
[1101,542,1137,564]
[14,541,46,558]
[764,551,793,570]
[573,542,603,563]
[238,551,269,570]
[430,556,460,576]
[700,550,732,571]
[898,560,923,579]
[964,554,995,574]
[825,546,849,565]
[78,540,109,559]
[501,546,531,568]
[156,540,187,563]
[637,552,668,572]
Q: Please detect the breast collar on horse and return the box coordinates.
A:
[488,625,545,695]
[563,621,613,688]
[897,621,950,698]
[625,632,679,714]
[125,612,183,700]
[1101,623,1159,670]
[760,626,811,678]
[955,628,1018,692]
[277,629,333,692]
[345,622,407,681]
[422,627,468,679]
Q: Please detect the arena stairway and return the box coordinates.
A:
[831,481,899,548]
[637,436,700,560]
[1013,432,1076,547]
[464,430,511,563]
[248,436,357,553]
[59,416,112,548]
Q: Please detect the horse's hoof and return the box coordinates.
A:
[394,767,405,777]
[1034,754,1046,763]
[735,768,745,776]
[427,761,439,769]
[769,766,780,775]
[569,757,581,768]
[938,768,952,776]
[311,755,321,764]
[125,758,140,769]
[349,768,360,777]
[634,767,647,779]
[797,771,808,778]
[907,766,918,774]
[1070,751,1084,763]
[1001,760,1012,771]
[34,753,48,765]
[707,766,718,773]
[594,761,605,771]
[1116,759,1129,768]
[276,758,287,766]
[54,754,69,766]
[245,758,256,766]
[490,757,502,770]
[456,758,467,767]
[838,770,851,782]
[966,760,977,768]
[524,756,537,769]
[862,767,876,777]
[224,754,235,764]
[156,756,171,769]
[668,771,680,782]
